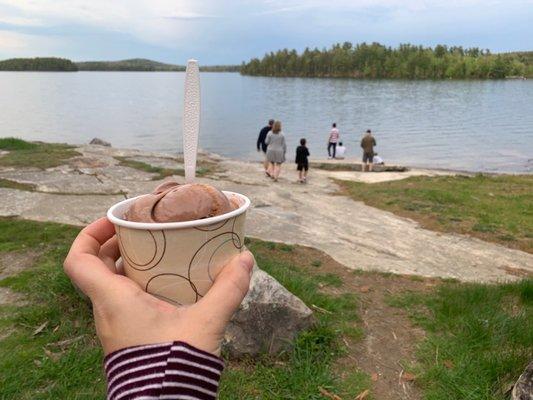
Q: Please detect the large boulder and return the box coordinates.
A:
[89,138,111,147]
[223,267,314,358]
[512,361,533,400]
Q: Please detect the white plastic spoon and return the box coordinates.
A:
[183,59,200,183]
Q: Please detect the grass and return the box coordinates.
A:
[312,162,407,172]
[0,178,36,191]
[0,219,367,399]
[231,238,367,399]
[336,174,533,253]
[313,162,364,172]
[389,279,533,400]
[114,156,184,180]
[0,138,80,169]
[114,156,222,180]
[316,273,343,288]
[0,218,102,399]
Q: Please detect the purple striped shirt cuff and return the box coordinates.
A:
[104,341,225,400]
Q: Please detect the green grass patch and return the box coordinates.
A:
[114,156,221,180]
[0,137,38,151]
[389,279,533,400]
[0,219,367,399]
[0,138,79,169]
[316,273,343,287]
[313,162,363,171]
[336,174,533,253]
[0,218,103,399]
[0,178,36,191]
[312,162,407,172]
[114,156,184,180]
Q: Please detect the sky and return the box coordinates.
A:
[0,0,531,64]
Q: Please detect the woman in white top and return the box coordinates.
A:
[265,120,287,182]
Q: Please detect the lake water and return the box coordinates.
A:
[1,71,532,172]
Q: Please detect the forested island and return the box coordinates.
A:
[0,57,77,71]
[76,58,184,71]
[0,57,240,72]
[240,42,532,79]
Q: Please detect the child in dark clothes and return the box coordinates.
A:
[295,138,310,183]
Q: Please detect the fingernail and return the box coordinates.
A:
[239,251,254,274]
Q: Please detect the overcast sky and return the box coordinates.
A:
[0,0,531,64]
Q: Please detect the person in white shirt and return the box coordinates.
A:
[373,154,384,164]
[335,142,346,159]
[327,123,339,159]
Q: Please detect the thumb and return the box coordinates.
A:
[194,251,254,324]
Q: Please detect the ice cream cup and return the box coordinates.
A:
[107,191,250,305]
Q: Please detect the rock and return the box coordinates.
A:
[223,266,314,358]
[512,361,533,400]
[89,138,111,147]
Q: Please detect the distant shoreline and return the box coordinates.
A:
[0,57,240,73]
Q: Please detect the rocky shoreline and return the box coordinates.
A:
[1,141,532,283]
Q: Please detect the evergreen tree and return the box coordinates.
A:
[241,43,530,79]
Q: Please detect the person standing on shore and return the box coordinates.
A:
[327,123,340,159]
[295,138,310,183]
[265,120,286,182]
[257,119,274,176]
[360,129,377,172]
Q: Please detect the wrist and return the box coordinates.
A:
[105,341,224,400]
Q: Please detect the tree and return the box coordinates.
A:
[240,42,530,79]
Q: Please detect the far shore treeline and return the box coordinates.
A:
[0,57,240,72]
[241,42,533,79]
[0,57,78,71]
[1,44,531,78]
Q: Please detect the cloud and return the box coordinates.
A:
[0,0,204,45]
[0,16,45,26]
[0,30,61,56]
[164,11,219,20]
[254,4,318,15]
[0,0,530,62]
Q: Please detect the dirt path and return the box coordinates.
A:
[1,144,532,283]
[265,243,430,399]
[340,272,430,400]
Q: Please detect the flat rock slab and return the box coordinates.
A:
[325,168,455,184]
[1,145,532,283]
[0,168,122,194]
[0,188,124,226]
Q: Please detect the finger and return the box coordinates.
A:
[194,251,254,323]
[64,218,117,297]
[99,236,120,273]
[70,217,116,257]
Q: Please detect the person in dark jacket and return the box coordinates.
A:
[360,129,377,172]
[295,138,310,183]
[257,119,274,175]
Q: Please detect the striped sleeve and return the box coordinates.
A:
[104,341,225,400]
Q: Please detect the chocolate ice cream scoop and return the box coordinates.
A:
[125,182,237,223]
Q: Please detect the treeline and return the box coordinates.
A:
[76,58,185,71]
[241,42,532,79]
[0,57,77,71]
[0,57,240,72]
[200,65,241,72]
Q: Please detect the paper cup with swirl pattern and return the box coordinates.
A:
[107,191,250,305]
